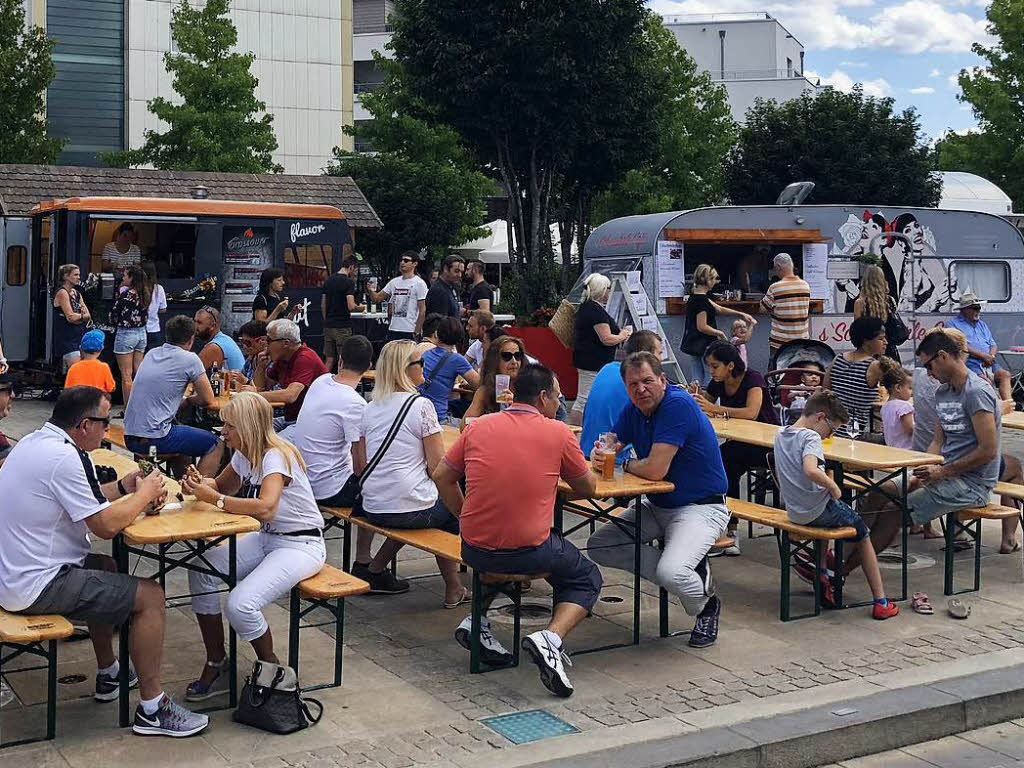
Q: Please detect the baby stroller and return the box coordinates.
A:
[766,339,837,426]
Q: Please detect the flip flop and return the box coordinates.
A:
[911,592,934,615]
[443,587,471,610]
[1000,542,1022,555]
[948,598,971,620]
[941,539,974,552]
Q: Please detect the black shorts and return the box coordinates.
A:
[23,553,138,626]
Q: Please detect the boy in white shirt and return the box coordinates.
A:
[773,390,897,620]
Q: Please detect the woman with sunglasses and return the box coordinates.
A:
[351,340,467,606]
[181,392,326,701]
[461,335,528,427]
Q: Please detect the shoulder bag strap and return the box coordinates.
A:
[422,349,454,389]
[359,394,423,489]
[300,696,324,725]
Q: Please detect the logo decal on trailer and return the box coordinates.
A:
[290,222,326,242]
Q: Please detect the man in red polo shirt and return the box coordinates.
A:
[250,318,327,434]
[434,363,599,698]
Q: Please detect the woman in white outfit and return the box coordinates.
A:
[182,392,326,701]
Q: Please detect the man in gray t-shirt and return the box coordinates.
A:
[908,332,1001,525]
[122,315,224,475]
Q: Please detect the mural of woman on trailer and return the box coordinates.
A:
[833,209,958,314]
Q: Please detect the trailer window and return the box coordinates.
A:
[951,260,1010,303]
[284,244,332,288]
[6,246,26,286]
[88,220,198,279]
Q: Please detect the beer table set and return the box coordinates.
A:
[89,449,260,727]
[710,418,943,605]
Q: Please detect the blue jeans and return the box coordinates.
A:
[125,425,219,457]
[114,327,147,354]
[808,498,870,542]
[362,498,459,535]
[686,354,710,386]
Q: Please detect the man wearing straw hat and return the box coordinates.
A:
[948,291,1012,402]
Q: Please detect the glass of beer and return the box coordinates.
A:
[593,432,617,480]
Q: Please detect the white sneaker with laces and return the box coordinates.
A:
[522,630,574,697]
[454,615,512,665]
[724,533,741,557]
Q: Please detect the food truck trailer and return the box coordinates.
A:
[580,205,1024,374]
[0,196,352,376]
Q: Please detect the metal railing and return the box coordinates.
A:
[354,23,393,34]
[663,12,773,24]
[713,68,805,81]
[354,82,384,94]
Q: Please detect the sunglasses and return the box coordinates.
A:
[407,358,425,368]
[400,258,415,264]
[500,351,524,362]
[267,337,288,345]
[922,351,941,371]
[200,305,219,316]
[85,415,111,427]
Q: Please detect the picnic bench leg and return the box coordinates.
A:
[469,569,483,674]
[659,588,669,638]
[287,588,300,671]
[114,534,131,728]
[813,541,823,617]
[334,598,345,687]
[901,468,909,603]
[972,519,982,593]
[779,531,791,622]
[633,495,642,646]
[833,539,846,608]
[228,535,238,709]
[46,640,57,741]
[944,513,956,596]
[342,521,352,572]
[511,584,521,668]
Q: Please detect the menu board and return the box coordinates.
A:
[802,242,832,313]
[656,240,685,298]
[221,225,274,333]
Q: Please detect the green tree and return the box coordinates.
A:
[388,0,667,275]
[936,0,1024,210]
[725,86,939,207]
[326,74,494,280]
[591,17,736,226]
[0,0,63,163]
[105,0,280,172]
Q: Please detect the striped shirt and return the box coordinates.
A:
[829,354,878,438]
[761,277,811,347]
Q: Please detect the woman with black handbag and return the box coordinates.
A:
[681,264,756,385]
[181,392,326,702]
[855,265,908,361]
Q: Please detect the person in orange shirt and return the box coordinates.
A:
[65,330,116,393]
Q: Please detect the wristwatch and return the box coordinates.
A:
[216,494,226,509]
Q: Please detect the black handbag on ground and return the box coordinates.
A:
[350,394,423,516]
[885,298,911,347]
[233,660,322,735]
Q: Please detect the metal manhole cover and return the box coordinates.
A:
[481,709,580,744]
[600,595,624,603]
[878,553,935,571]
[487,599,552,628]
[58,674,87,685]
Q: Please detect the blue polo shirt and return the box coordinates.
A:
[948,314,997,375]
[579,361,631,464]
[612,385,727,508]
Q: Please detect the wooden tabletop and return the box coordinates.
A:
[1003,411,1024,431]
[712,418,943,470]
[89,449,257,544]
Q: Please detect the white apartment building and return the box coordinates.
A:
[662,12,819,121]
[31,0,354,172]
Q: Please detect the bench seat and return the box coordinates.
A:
[103,424,127,450]
[727,498,859,542]
[0,609,73,644]
[320,505,464,564]
[296,564,369,599]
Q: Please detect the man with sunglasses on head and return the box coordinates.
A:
[907,330,1001,532]
[367,250,428,341]
[0,387,210,736]
[194,306,245,374]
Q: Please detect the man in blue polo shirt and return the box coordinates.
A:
[947,292,1012,401]
[587,351,729,647]
[579,330,662,463]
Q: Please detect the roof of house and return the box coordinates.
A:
[0,165,383,230]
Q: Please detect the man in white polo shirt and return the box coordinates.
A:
[0,387,209,737]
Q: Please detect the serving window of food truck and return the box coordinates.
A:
[23,197,351,369]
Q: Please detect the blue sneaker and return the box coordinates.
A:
[688,595,721,648]
[95,664,138,702]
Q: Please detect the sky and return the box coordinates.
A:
[649,0,993,143]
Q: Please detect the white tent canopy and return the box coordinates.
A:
[935,171,1013,215]
[453,219,578,264]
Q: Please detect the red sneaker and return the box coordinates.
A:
[872,600,899,620]
[819,574,837,609]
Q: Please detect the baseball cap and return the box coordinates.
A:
[81,330,106,352]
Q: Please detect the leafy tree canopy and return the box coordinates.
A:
[0,0,63,163]
[105,0,280,172]
[725,86,939,207]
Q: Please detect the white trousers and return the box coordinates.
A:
[587,499,729,616]
[190,530,326,642]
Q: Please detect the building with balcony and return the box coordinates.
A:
[25,0,354,172]
[662,12,819,122]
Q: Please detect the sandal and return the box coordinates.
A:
[443,587,470,610]
[185,658,229,701]
[948,598,971,620]
[911,591,934,615]
[1000,541,1022,555]
[941,539,974,552]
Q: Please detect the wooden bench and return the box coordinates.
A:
[945,504,1021,595]
[727,498,859,621]
[103,423,127,450]
[287,565,369,691]
[320,505,540,673]
[0,609,74,747]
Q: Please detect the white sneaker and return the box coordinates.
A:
[454,615,512,665]
[724,533,741,557]
[522,631,573,697]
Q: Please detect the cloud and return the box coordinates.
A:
[929,68,941,77]
[804,68,893,97]
[910,86,936,94]
[651,0,991,53]
[840,60,870,68]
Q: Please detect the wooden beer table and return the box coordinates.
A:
[90,449,260,727]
